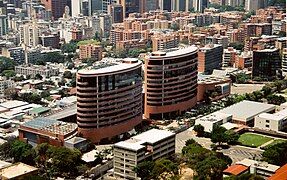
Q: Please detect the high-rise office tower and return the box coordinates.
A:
[245,0,267,11]
[120,0,141,17]
[71,0,92,17]
[144,46,198,120]
[41,0,68,20]
[77,58,142,143]
[252,48,281,80]
[193,0,208,13]
[158,0,172,11]
[0,15,7,36]
[108,4,123,23]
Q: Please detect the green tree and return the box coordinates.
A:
[170,23,180,31]
[41,52,65,63]
[151,158,178,179]
[34,59,46,65]
[134,161,155,180]
[261,85,272,97]
[228,42,244,51]
[0,57,16,73]
[61,41,78,53]
[10,140,35,165]
[35,74,43,80]
[196,155,229,180]
[185,139,197,146]
[225,173,264,180]
[266,94,286,105]
[41,90,50,98]
[193,124,205,137]
[2,70,16,78]
[262,141,287,166]
[63,71,72,79]
[225,130,239,145]
[210,125,227,145]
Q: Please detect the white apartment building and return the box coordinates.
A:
[113,129,175,179]
[19,23,39,47]
[15,64,59,78]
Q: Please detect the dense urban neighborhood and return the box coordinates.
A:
[0,0,284,179]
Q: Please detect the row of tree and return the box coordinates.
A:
[0,138,88,178]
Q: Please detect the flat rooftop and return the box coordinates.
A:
[114,129,175,151]
[197,112,232,123]
[150,46,198,58]
[198,74,230,84]
[78,58,141,75]
[0,100,28,109]
[21,118,77,136]
[219,100,276,122]
[0,163,38,179]
[45,104,76,120]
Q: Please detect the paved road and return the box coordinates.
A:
[176,129,263,164]
[231,84,264,95]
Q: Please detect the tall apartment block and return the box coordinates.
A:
[114,129,175,179]
[151,33,180,52]
[223,47,237,67]
[79,44,102,61]
[41,0,68,20]
[77,58,142,143]
[282,48,287,76]
[198,44,223,74]
[144,46,198,120]
[252,48,281,80]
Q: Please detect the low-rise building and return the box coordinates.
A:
[15,64,59,78]
[195,112,233,132]
[218,100,276,126]
[255,109,287,132]
[19,118,78,147]
[79,44,102,61]
[197,74,231,102]
[113,129,175,179]
[64,136,88,151]
[0,78,14,97]
[0,163,38,179]
[224,158,279,178]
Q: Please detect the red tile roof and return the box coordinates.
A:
[223,164,249,176]
[269,163,287,180]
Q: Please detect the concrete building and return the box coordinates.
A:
[144,46,198,120]
[245,0,267,11]
[0,15,8,36]
[252,48,281,80]
[235,51,252,70]
[198,44,223,74]
[282,48,287,76]
[224,159,280,179]
[19,23,39,47]
[79,44,102,61]
[223,47,237,67]
[193,0,208,12]
[219,100,276,126]
[77,58,142,143]
[151,33,180,52]
[195,112,232,132]
[108,4,123,23]
[114,129,175,179]
[0,78,14,97]
[1,47,25,64]
[15,64,60,78]
[197,74,231,102]
[0,163,38,179]
[41,0,68,20]
[120,0,141,18]
[19,118,78,147]
[255,109,287,132]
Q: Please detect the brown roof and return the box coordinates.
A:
[223,164,248,176]
[269,163,287,180]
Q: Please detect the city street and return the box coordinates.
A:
[176,129,263,164]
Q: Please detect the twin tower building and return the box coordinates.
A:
[77,46,198,143]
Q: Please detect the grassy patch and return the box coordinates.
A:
[238,133,273,147]
[262,139,286,149]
